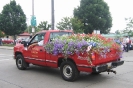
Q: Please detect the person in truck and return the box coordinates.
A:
[28,34,44,49]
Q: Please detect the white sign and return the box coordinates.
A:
[97,30,100,34]
[94,30,97,34]
[94,30,100,34]
[32,27,35,32]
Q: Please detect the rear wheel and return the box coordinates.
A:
[60,61,79,81]
[16,54,28,70]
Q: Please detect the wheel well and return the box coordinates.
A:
[15,52,23,59]
[58,58,76,67]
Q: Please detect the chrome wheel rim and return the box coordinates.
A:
[17,58,22,68]
[63,65,72,78]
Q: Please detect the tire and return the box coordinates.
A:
[60,61,79,81]
[16,54,28,70]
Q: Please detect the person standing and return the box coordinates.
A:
[0,38,2,46]
[129,38,132,50]
[125,36,130,52]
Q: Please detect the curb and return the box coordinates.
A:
[0,46,13,50]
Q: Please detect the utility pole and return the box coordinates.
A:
[32,0,35,35]
[26,18,29,33]
[51,0,55,30]
[32,0,34,16]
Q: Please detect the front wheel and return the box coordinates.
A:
[60,61,79,81]
[16,54,28,70]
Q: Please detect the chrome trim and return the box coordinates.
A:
[77,64,92,68]
[25,57,45,62]
[46,60,57,63]
[24,57,57,63]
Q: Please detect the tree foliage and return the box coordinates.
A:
[122,29,133,37]
[115,30,122,38]
[56,17,84,33]
[119,17,133,37]
[38,21,51,30]
[71,17,84,33]
[25,25,41,33]
[56,17,72,30]
[74,0,112,34]
[0,30,5,38]
[125,17,133,30]
[0,0,27,37]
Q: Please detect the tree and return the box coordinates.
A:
[74,0,112,34]
[115,30,122,38]
[56,17,72,30]
[122,29,133,37]
[71,17,84,33]
[125,17,133,32]
[25,25,41,33]
[0,30,5,38]
[56,17,84,33]
[38,21,51,30]
[121,17,133,37]
[0,1,27,40]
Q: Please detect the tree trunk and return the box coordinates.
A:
[13,35,16,45]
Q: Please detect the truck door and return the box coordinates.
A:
[27,33,46,66]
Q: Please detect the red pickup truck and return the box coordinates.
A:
[13,30,124,81]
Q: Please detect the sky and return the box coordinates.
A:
[0,0,133,33]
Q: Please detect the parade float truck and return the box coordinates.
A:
[13,30,124,81]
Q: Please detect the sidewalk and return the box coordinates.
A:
[0,46,14,50]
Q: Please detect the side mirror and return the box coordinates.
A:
[30,35,32,39]
[21,41,28,47]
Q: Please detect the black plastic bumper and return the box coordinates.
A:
[92,60,124,72]
[112,61,124,67]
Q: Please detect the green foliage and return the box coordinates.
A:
[56,17,84,33]
[38,21,51,30]
[0,1,27,36]
[122,29,133,37]
[125,17,133,30]
[115,28,133,37]
[115,30,123,38]
[0,30,5,37]
[120,17,133,37]
[25,25,41,33]
[71,17,84,33]
[56,17,72,30]
[74,0,112,34]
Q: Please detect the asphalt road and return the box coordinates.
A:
[0,48,133,88]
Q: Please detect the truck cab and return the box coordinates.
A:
[14,30,72,67]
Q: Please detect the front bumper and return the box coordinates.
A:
[92,60,124,72]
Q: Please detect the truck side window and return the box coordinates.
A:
[49,32,72,41]
[30,33,45,44]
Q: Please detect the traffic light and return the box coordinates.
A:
[31,16,37,26]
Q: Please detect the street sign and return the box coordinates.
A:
[31,16,37,26]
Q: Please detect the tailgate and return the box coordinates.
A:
[93,49,121,65]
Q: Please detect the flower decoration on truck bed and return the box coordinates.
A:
[44,34,123,59]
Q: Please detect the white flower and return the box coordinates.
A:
[86,45,92,52]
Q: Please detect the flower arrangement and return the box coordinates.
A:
[44,34,122,59]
